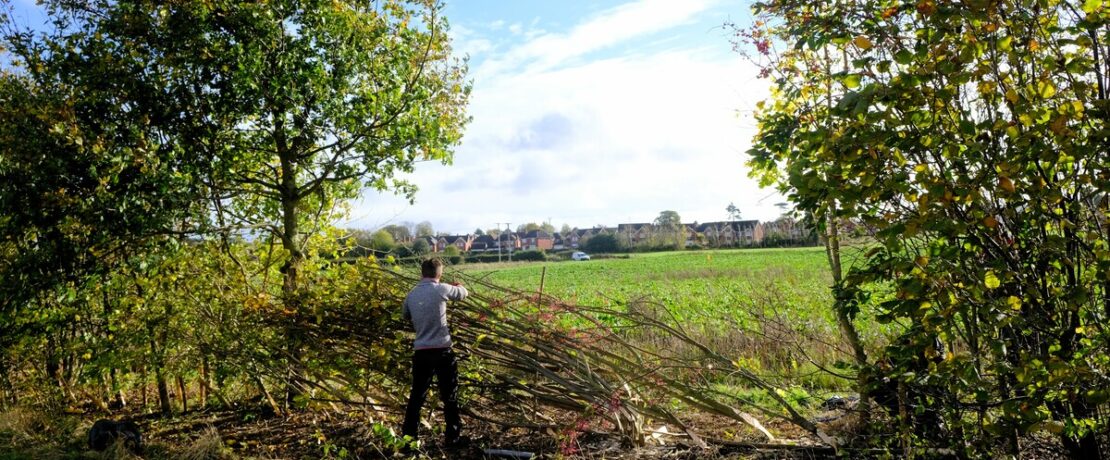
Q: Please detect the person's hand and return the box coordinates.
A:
[450,281,462,287]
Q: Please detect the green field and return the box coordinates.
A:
[460,247,832,321]
[456,247,886,389]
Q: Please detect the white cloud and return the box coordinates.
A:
[345,1,780,234]
[476,0,720,78]
[348,49,777,233]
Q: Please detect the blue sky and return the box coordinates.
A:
[351,0,778,234]
[6,0,779,234]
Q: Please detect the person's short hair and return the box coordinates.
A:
[421,258,444,278]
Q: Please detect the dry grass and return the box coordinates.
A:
[0,407,50,447]
[175,426,234,460]
[97,438,143,460]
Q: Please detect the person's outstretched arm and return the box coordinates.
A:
[445,282,468,301]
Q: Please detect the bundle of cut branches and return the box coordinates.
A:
[271,265,835,449]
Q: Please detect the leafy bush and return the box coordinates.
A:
[510,250,546,262]
[443,246,463,265]
[582,234,620,253]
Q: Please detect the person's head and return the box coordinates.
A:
[421,258,444,280]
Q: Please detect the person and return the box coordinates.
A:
[401,258,469,448]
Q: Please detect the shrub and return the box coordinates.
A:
[442,246,463,265]
[583,234,620,253]
[511,250,546,262]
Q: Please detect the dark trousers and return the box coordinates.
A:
[402,348,461,442]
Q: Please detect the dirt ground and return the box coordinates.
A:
[0,402,1073,459]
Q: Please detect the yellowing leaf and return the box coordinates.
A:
[1005,88,1019,103]
[999,176,1016,193]
[984,216,999,228]
[854,35,873,50]
[1007,296,1022,311]
[984,271,1001,289]
[999,36,1013,51]
[1037,80,1056,98]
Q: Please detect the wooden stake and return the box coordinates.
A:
[538,266,547,300]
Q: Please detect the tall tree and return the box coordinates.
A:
[653,210,683,248]
[516,222,542,233]
[7,0,470,407]
[726,202,743,221]
[746,0,1110,456]
[381,225,413,243]
[415,221,436,238]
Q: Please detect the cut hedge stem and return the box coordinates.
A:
[269,264,837,449]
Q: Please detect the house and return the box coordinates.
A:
[496,232,522,251]
[616,223,653,246]
[682,223,699,246]
[696,221,763,247]
[553,233,565,250]
[470,234,497,252]
[762,218,812,244]
[436,234,474,252]
[520,230,554,251]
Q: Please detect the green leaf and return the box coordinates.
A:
[894,49,913,64]
[984,271,1001,289]
[843,74,862,89]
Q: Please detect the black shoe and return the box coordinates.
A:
[445,435,471,449]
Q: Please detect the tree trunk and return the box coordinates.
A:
[156,368,171,415]
[824,212,873,425]
[277,116,304,411]
[110,367,126,409]
[176,376,188,413]
[200,358,209,408]
[254,373,282,416]
[140,365,147,410]
[150,339,171,415]
[0,359,10,410]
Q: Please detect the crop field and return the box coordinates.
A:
[456,247,891,391]
[460,247,831,320]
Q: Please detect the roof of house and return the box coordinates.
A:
[695,220,762,232]
[444,234,472,244]
[522,230,552,238]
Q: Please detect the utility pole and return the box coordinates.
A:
[505,223,513,262]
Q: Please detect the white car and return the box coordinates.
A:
[571,251,591,261]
